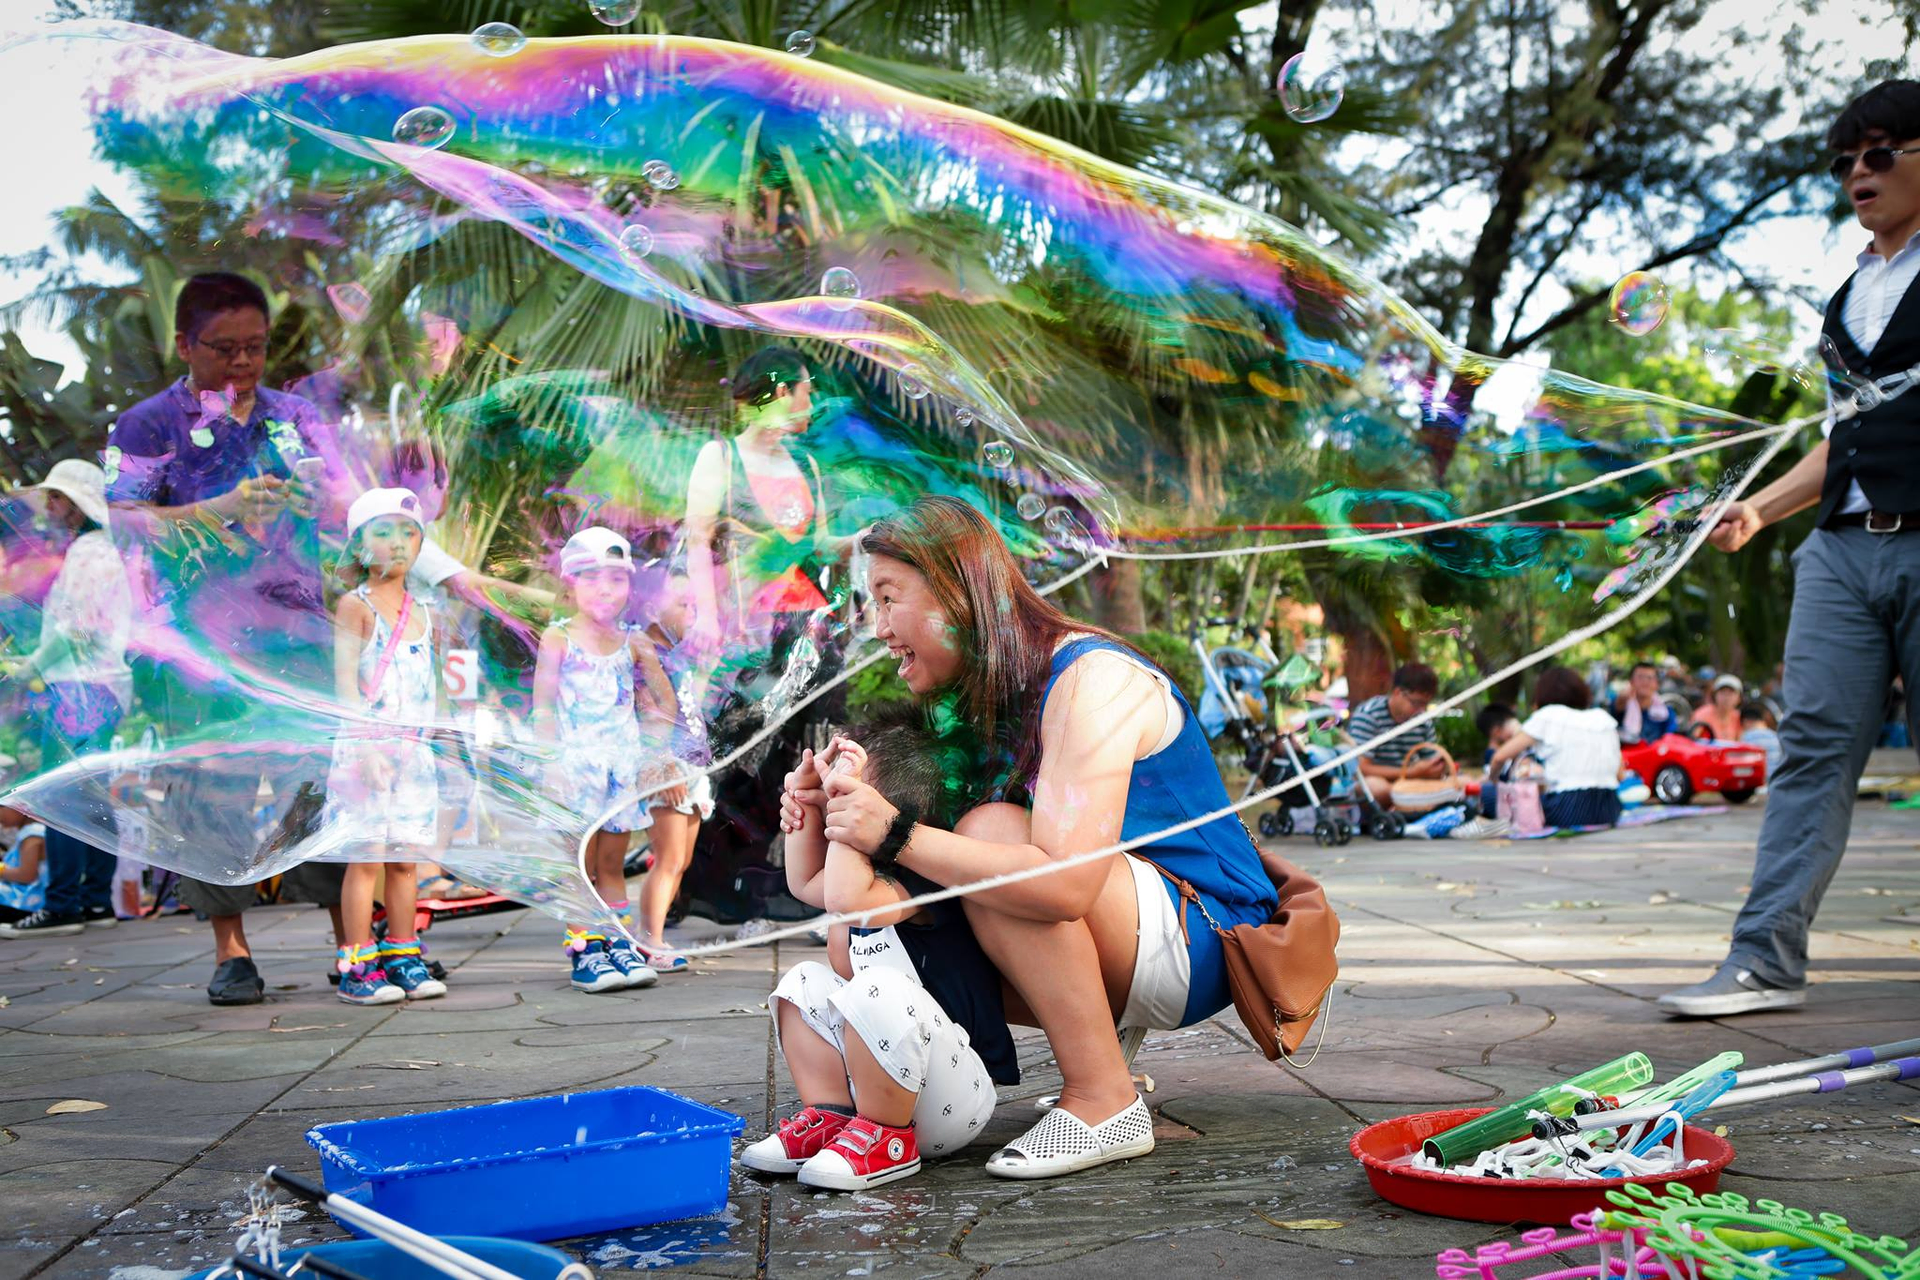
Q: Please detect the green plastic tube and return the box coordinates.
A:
[1422,1052,1654,1165]
[1620,1050,1744,1111]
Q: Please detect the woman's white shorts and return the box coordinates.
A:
[771,961,997,1157]
[1118,853,1193,1032]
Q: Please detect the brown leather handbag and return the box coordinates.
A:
[1144,853,1340,1062]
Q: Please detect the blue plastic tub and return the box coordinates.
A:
[185,1237,577,1280]
[305,1086,744,1242]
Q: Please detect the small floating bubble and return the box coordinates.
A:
[392,106,455,150]
[470,22,527,57]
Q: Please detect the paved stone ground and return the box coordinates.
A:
[3,793,1917,1279]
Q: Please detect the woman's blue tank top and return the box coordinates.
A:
[1043,637,1278,1025]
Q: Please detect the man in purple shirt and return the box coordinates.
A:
[106,273,344,1006]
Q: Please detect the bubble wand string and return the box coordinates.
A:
[626,403,1803,957]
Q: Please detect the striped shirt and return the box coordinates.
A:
[1349,694,1435,768]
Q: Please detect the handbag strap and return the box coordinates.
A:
[1136,856,1222,942]
[361,590,415,705]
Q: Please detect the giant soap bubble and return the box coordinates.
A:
[0,21,1819,944]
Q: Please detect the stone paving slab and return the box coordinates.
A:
[0,797,1916,1277]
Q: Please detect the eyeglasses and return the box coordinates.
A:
[1828,145,1919,183]
[196,337,268,361]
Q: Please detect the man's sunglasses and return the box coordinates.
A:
[1829,145,1919,183]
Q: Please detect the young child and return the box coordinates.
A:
[1740,702,1784,778]
[324,487,447,1005]
[0,804,49,926]
[635,572,714,974]
[740,709,1018,1192]
[533,527,679,993]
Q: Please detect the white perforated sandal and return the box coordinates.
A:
[984,1094,1155,1180]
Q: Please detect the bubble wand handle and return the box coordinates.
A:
[1623,1070,1738,1159]
[1421,1053,1654,1166]
[1538,1056,1920,1138]
[1732,1035,1920,1085]
[263,1168,505,1280]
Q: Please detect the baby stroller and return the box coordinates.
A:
[1194,637,1364,847]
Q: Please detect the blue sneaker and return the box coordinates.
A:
[605,938,660,989]
[380,941,447,1000]
[337,961,404,1006]
[568,940,628,993]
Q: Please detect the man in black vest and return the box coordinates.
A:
[1661,80,1920,1017]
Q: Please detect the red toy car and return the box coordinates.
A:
[1621,731,1767,805]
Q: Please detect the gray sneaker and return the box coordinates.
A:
[1449,816,1511,840]
[1657,962,1806,1018]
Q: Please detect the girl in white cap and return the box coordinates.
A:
[532,525,680,993]
[322,486,448,1005]
[0,458,133,939]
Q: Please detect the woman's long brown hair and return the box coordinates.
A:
[860,496,1139,782]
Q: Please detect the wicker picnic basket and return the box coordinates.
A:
[1389,742,1464,812]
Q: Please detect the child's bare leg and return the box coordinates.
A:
[639,808,695,946]
[339,862,382,963]
[775,999,854,1108]
[382,861,420,937]
[843,1029,916,1128]
[591,830,630,924]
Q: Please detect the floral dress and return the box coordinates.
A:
[552,620,651,833]
[322,587,439,848]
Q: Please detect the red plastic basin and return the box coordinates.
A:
[1349,1106,1735,1225]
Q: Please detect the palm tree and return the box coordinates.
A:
[21,1,1434,682]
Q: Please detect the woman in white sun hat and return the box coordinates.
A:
[0,458,135,938]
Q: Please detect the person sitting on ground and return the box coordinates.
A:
[744,707,1017,1192]
[1449,703,1523,840]
[1478,702,1519,760]
[1350,662,1442,809]
[1694,674,1745,741]
[1740,702,1784,777]
[1489,667,1625,829]
[1613,661,1677,745]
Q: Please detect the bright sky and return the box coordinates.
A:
[0,2,1910,384]
[1290,0,1913,354]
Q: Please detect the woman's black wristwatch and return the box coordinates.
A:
[870,802,921,869]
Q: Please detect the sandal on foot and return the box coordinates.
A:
[417,875,490,902]
[985,1095,1154,1180]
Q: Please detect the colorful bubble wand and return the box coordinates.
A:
[1423,1054,1655,1166]
[1536,1055,1920,1140]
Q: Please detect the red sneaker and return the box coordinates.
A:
[738,1106,853,1174]
[797,1116,921,1191]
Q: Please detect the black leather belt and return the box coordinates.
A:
[1830,510,1920,533]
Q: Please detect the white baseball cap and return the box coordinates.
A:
[560,526,633,576]
[1711,673,1743,693]
[28,458,111,529]
[346,486,425,539]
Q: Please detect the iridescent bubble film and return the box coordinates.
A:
[1608,271,1670,336]
[0,21,1809,939]
[1277,52,1346,124]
